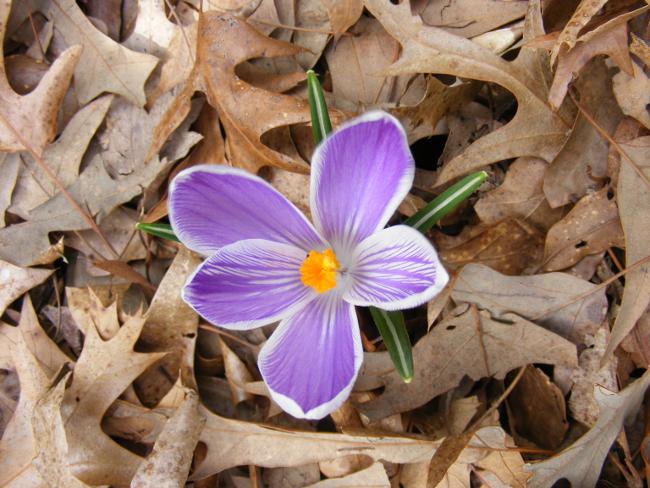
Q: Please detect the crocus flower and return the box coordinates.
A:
[169,111,449,419]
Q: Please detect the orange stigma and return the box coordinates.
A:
[300,249,340,293]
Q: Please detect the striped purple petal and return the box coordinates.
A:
[182,239,316,329]
[169,165,324,255]
[343,225,449,310]
[310,112,414,256]
[258,293,362,419]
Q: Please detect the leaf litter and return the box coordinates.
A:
[0,0,649,486]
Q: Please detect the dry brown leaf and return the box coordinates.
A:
[321,0,363,36]
[8,95,113,220]
[0,314,53,487]
[219,337,255,405]
[124,0,178,58]
[31,0,158,106]
[0,0,80,156]
[452,263,608,344]
[605,137,650,359]
[542,188,624,272]
[569,325,618,426]
[613,60,650,131]
[135,248,201,402]
[193,406,445,479]
[32,373,99,488]
[550,0,609,66]
[308,463,389,487]
[438,219,543,275]
[326,17,406,108]
[630,32,650,67]
[526,369,650,487]
[365,0,570,185]
[0,154,173,266]
[543,60,622,208]
[0,259,52,315]
[474,157,563,230]
[62,312,166,485]
[265,464,322,488]
[0,154,18,227]
[356,305,577,422]
[196,12,311,173]
[66,287,121,339]
[418,0,528,38]
[547,8,642,110]
[508,366,568,449]
[130,389,205,488]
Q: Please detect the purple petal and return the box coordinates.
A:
[310,111,414,255]
[258,293,362,419]
[343,225,449,310]
[169,165,324,255]
[182,239,316,329]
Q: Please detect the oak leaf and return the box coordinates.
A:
[0,0,80,155]
[355,306,577,422]
[0,260,52,315]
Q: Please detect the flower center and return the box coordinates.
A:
[300,249,340,293]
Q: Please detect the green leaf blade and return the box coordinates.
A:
[369,307,414,383]
[136,222,180,242]
[405,171,487,233]
[306,70,333,144]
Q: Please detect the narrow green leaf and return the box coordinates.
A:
[306,69,332,144]
[369,307,413,383]
[404,171,487,233]
[136,222,180,242]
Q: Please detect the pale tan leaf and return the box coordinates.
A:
[550,0,609,66]
[196,12,311,173]
[613,61,650,131]
[219,337,254,405]
[543,188,624,271]
[0,259,52,315]
[418,0,527,38]
[365,0,569,185]
[605,137,650,358]
[32,373,99,488]
[66,287,120,338]
[474,157,563,230]
[62,313,166,485]
[131,389,205,488]
[544,60,622,208]
[356,306,577,422]
[451,263,608,344]
[124,0,178,58]
[307,462,389,487]
[0,154,19,227]
[32,0,158,106]
[526,369,650,487]
[321,0,363,36]
[0,0,80,156]
[9,95,113,219]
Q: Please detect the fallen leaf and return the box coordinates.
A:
[0,155,173,266]
[542,188,624,271]
[356,306,577,422]
[0,154,18,227]
[196,12,311,173]
[569,325,618,426]
[31,0,158,106]
[507,366,568,449]
[62,313,166,485]
[438,219,544,275]
[8,95,113,220]
[124,0,178,58]
[418,0,528,38]
[130,389,205,488]
[605,137,650,359]
[0,0,80,155]
[613,60,650,131]
[451,263,608,344]
[308,462,389,487]
[0,259,52,315]
[32,373,99,488]
[365,0,570,185]
[526,369,650,488]
[543,60,623,208]
[474,157,563,230]
[320,0,363,36]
